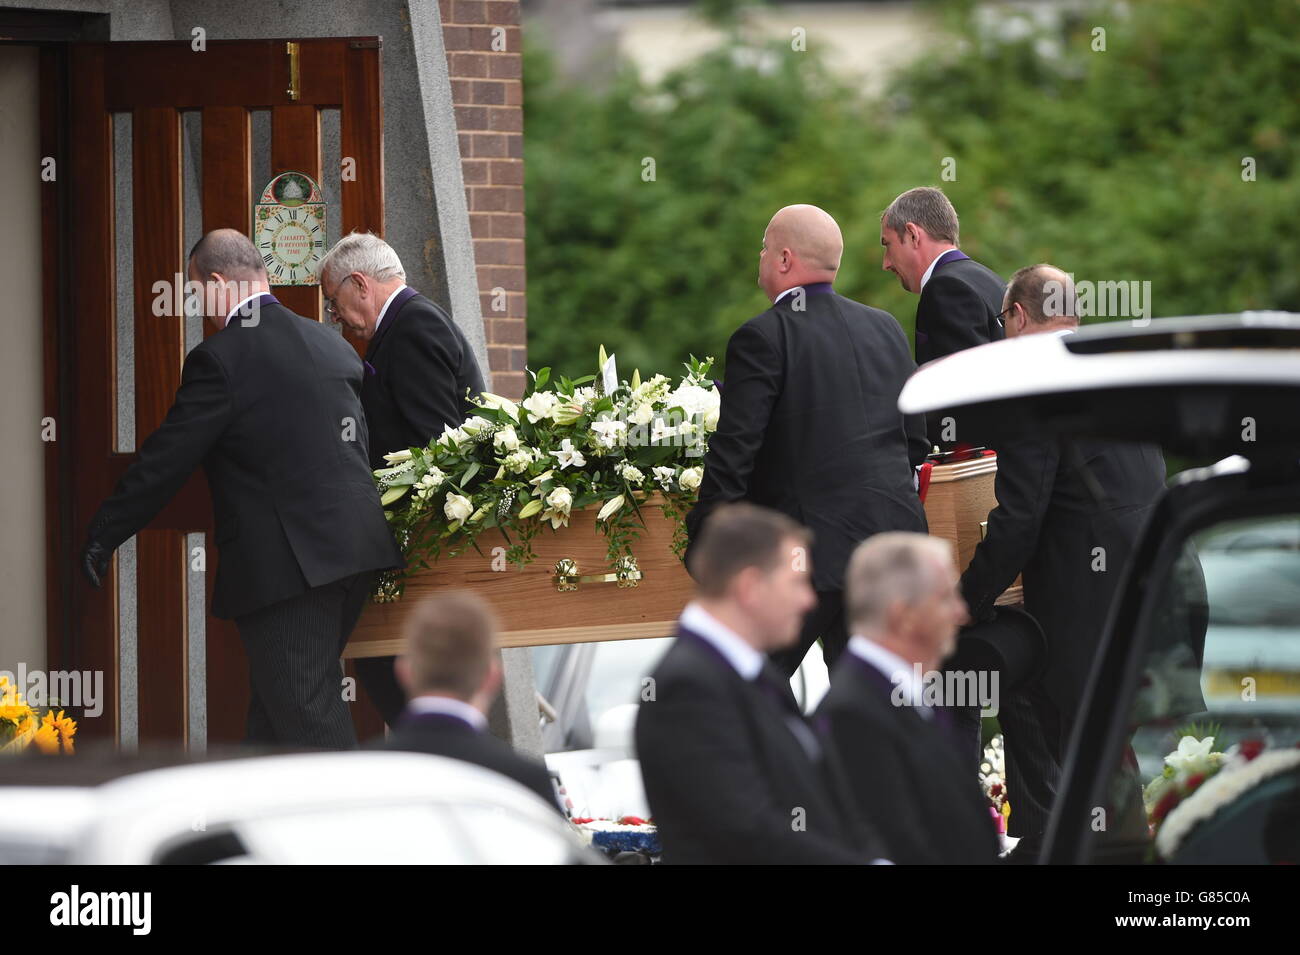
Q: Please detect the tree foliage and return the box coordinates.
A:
[523,0,1300,377]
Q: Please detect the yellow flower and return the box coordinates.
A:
[32,722,60,754]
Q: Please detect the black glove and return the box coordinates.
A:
[82,539,111,588]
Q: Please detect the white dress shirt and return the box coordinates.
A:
[919,248,961,291]
[223,291,269,328]
[372,283,409,337]
[773,285,800,306]
[404,694,488,731]
[679,601,764,680]
[847,634,933,720]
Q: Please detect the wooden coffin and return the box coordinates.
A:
[346,494,693,656]
[922,453,1023,607]
[346,458,1021,657]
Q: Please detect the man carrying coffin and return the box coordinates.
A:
[957,264,1167,859]
[816,533,999,864]
[318,232,486,727]
[81,229,402,749]
[687,204,929,677]
[880,186,1005,448]
[637,503,888,864]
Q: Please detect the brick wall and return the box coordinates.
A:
[440,0,528,399]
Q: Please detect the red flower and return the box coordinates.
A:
[619,815,649,826]
[1185,773,1206,792]
[1239,739,1265,761]
[1152,789,1180,824]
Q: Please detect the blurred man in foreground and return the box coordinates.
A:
[638,503,887,864]
[382,591,560,812]
[688,204,928,678]
[816,533,999,864]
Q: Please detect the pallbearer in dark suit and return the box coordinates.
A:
[880,186,1005,447]
[959,264,1167,859]
[815,533,999,864]
[380,592,560,811]
[638,504,888,864]
[687,205,929,677]
[318,232,486,728]
[81,229,403,749]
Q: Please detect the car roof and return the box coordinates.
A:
[899,312,1300,458]
[0,751,579,864]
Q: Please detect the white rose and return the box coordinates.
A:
[619,464,644,484]
[546,485,573,514]
[493,426,520,452]
[522,390,560,423]
[632,403,655,426]
[444,493,473,523]
[679,466,703,491]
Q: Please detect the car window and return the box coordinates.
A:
[1087,515,1300,864]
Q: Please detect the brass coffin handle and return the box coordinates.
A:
[553,556,642,591]
[980,520,988,541]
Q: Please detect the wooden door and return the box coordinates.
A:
[62,38,384,747]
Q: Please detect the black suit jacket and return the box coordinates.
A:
[87,295,403,619]
[914,254,1006,366]
[915,254,1006,448]
[960,431,1166,713]
[382,709,561,812]
[635,625,882,864]
[687,286,928,593]
[361,287,486,469]
[816,650,999,864]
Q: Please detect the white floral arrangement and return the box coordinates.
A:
[1153,741,1300,861]
[371,348,719,601]
[1142,733,1227,823]
[979,734,1010,833]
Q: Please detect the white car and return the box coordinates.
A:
[0,751,599,865]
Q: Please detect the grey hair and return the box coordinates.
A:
[845,532,954,633]
[318,231,406,285]
[881,186,960,245]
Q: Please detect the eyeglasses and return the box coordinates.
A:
[996,304,1015,327]
[324,275,356,317]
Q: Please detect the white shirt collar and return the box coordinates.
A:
[224,291,268,327]
[680,602,765,681]
[847,634,930,715]
[919,248,959,291]
[373,284,409,336]
[773,286,799,305]
[404,694,488,731]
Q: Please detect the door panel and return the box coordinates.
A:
[62,38,385,747]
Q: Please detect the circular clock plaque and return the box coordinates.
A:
[253,171,327,286]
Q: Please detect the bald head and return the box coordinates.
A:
[1002,263,1079,338]
[186,228,270,329]
[188,228,267,284]
[758,204,843,302]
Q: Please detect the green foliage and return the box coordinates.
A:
[523,0,1300,378]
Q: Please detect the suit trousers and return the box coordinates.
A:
[770,589,848,678]
[354,655,407,729]
[952,680,1062,856]
[234,570,374,750]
